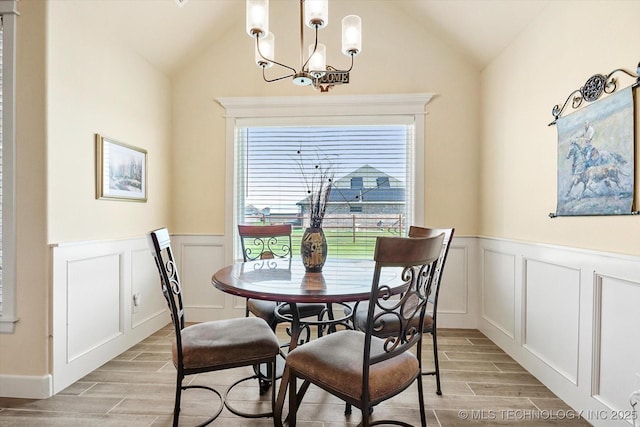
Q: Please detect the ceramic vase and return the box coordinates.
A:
[300,227,327,272]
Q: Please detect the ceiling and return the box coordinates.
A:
[88,0,550,76]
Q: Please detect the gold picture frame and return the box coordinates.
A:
[95,133,147,202]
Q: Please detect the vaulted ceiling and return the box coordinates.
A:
[83,0,550,76]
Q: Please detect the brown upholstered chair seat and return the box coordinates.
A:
[286,329,419,404]
[176,318,280,371]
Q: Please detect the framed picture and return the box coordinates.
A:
[95,134,147,202]
[554,87,634,216]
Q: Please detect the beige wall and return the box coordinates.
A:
[46,1,173,244]
[171,0,481,236]
[0,0,48,379]
[0,0,173,380]
[481,0,640,255]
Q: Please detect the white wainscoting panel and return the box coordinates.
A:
[523,259,580,384]
[438,245,468,315]
[170,234,230,322]
[482,249,515,339]
[436,238,478,329]
[478,237,640,427]
[594,274,640,415]
[51,237,168,396]
[66,253,122,362]
[131,247,166,329]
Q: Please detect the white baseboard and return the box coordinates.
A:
[0,374,52,399]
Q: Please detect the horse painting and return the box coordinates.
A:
[555,86,634,216]
[565,140,626,198]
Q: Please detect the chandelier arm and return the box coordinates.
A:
[344,53,355,72]
[301,25,319,72]
[255,35,297,74]
[262,68,296,83]
[322,54,354,74]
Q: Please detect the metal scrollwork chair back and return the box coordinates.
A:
[238,223,293,261]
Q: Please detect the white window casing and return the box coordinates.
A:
[0,0,18,334]
[217,93,433,264]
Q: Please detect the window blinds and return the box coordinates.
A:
[235,123,415,259]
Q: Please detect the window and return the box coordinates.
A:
[0,0,18,333]
[218,94,433,262]
[377,176,390,188]
[236,124,412,259]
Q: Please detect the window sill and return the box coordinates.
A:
[0,316,19,334]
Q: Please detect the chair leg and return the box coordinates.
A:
[432,330,442,395]
[260,362,273,394]
[274,367,289,427]
[270,357,277,422]
[417,375,427,427]
[173,374,183,427]
[288,371,298,427]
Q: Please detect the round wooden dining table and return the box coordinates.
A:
[212,256,403,304]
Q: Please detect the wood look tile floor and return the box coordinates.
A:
[0,325,593,426]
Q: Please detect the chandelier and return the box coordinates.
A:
[246,0,362,92]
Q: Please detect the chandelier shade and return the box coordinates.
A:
[308,43,326,77]
[246,0,361,92]
[341,15,361,56]
[304,0,328,28]
[246,0,269,37]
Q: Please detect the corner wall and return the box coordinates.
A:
[0,0,49,396]
[46,0,172,244]
[480,0,640,255]
[0,0,174,396]
[480,1,640,425]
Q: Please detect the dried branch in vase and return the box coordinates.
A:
[294,148,335,229]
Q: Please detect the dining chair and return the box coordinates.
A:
[238,224,327,390]
[280,234,444,427]
[349,226,454,395]
[148,228,280,426]
[238,224,326,331]
[407,226,454,393]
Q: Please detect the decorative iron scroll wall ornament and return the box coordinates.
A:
[549,62,640,126]
[549,62,640,218]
